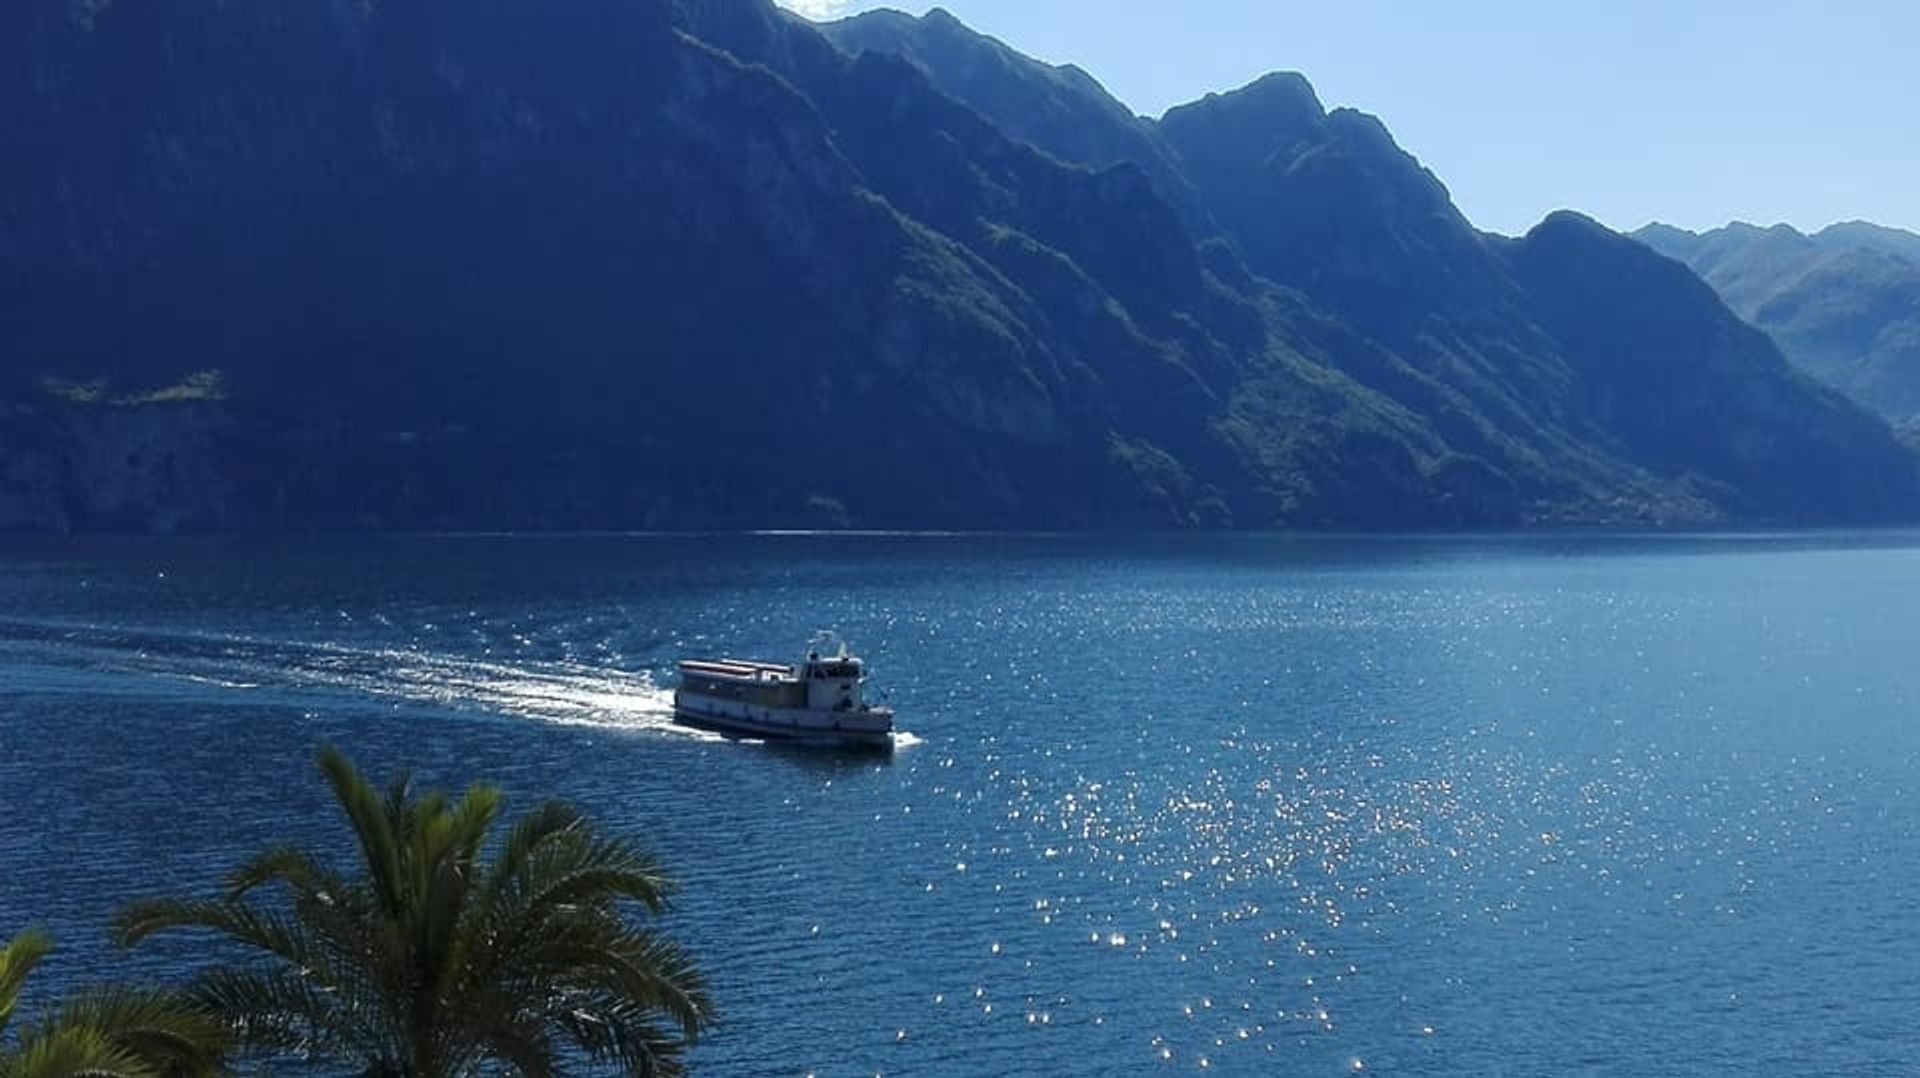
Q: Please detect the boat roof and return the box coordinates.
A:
[677,658,792,678]
[678,651,866,678]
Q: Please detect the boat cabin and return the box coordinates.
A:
[800,649,867,711]
[674,637,878,713]
[671,633,893,748]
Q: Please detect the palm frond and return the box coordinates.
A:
[188,964,378,1063]
[115,746,710,1076]
[114,898,322,969]
[317,746,408,918]
[499,834,679,932]
[456,994,556,1078]
[486,801,587,898]
[3,1022,158,1078]
[551,993,692,1078]
[510,929,710,1039]
[441,784,504,873]
[0,928,53,1036]
[42,987,231,1078]
[509,865,678,938]
[606,933,710,1039]
[223,844,343,901]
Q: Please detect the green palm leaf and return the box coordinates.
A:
[37,988,231,1078]
[117,746,712,1075]
[2,930,230,1078]
[3,1023,157,1078]
[316,746,408,919]
[0,930,53,1038]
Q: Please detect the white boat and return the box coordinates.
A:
[672,635,894,749]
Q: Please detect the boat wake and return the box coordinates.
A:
[0,617,715,741]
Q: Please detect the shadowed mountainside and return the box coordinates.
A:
[1,0,1913,532]
[825,9,1917,524]
[1635,221,1920,426]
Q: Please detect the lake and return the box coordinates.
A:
[2,532,1917,1074]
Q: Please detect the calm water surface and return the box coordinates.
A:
[2,533,1917,1075]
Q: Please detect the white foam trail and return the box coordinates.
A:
[0,616,727,741]
[274,646,722,739]
[2,618,924,749]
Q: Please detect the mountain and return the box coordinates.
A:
[1818,221,1920,267]
[1635,221,1920,425]
[1,0,1914,533]
[827,12,1916,524]
[817,7,1210,233]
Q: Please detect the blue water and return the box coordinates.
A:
[2,533,1918,1075]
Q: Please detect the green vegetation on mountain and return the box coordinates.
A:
[1635,221,1920,425]
[1,0,1913,531]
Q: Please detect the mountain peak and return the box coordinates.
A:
[1158,71,1328,156]
[1241,70,1323,105]
[1635,221,1698,241]
[1814,220,1920,266]
[817,4,1211,229]
[1716,220,1809,241]
[1182,70,1325,121]
[827,5,1115,98]
[1531,208,1608,235]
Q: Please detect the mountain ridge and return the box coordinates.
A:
[1635,220,1920,426]
[1,0,1914,532]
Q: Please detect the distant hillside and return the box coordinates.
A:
[827,9,1917,525]
[1636,221,1920,424]
[1819,221,1920,267]
[0,0,1914,532]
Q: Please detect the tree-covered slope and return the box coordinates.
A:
[1156,77,1917,523]
[0,0,1444,530]
[1,0,1913,532]
[1818,221,1920,267]
[1635,221,1920,424]
[0,1,1080,528]
[830,18,1918,524]
[1514,214,1918,520]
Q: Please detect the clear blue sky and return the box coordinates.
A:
[777,0,1917,237]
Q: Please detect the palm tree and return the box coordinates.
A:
[0,928,229,1078]
[115,747,711,1076]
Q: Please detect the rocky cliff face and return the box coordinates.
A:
[819,7,1212,234]
[0,402,232,532]
[1,0,1914,532]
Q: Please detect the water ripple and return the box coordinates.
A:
[3,533,1918,1075]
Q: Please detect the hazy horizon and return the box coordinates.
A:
[778,0,1919,239]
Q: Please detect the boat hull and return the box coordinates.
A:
[672,692,894,750]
